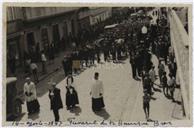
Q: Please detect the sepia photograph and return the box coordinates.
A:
[2,3,192,127]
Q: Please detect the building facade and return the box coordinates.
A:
[89,7,112,26]
[6,7,80,69]
[22,7,80,53]
[7,7,25,71]
[6,7,112,75]
[77,7,112,43]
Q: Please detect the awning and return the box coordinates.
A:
[6,77,17,85]
[104,24,118,29]
[115,39,124,44]
[7,31,23,40]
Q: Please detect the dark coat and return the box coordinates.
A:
[143,77,152,92]
[66,86,79,107]
[49,88,63,110]
[62,59,68,73]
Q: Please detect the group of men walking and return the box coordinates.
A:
[23,71,105,121]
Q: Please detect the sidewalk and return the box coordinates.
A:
[15,50,71,97]
[122,54,185,121]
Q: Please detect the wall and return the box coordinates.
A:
[7,7,24,22]
[168,9,190,118]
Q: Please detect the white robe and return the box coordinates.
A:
[91,80,104,99]
[24,82,37,102]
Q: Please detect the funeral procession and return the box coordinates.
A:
[5,6,190,125]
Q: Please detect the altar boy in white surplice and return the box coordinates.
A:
[90,72,105,112]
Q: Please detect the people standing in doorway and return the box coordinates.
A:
[41,51,47,74]
[30,62,39,83]
[65,75,79,110]
[24,51,31,74]
[23,77,40,115]
[48,82,63,122]
[49,43,55,64]
[8,52,16,75]
[90,72,105,112]
[35,42,40,62]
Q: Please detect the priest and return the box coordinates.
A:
[23,77,40,115]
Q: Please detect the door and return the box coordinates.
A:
[41,28,49,51]
[7,39,21,75]
[63,21,68,38]
[26,32,35,51]
[71,19,75,36]
[52,24,60,42]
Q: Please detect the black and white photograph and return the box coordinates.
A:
[2,3,192,127]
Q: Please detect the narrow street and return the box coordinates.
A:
[5,6,191,127]
[16,54,184,123]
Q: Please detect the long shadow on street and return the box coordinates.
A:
[94,109,110,120]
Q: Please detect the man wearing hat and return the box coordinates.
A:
[23,77,40,115]
[48,82,63,121]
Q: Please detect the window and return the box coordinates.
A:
[52,24,60,42]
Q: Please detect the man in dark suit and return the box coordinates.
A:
[48,82,63,121]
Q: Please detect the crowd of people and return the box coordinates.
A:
[125,10,178,121]
[22,8,179,122]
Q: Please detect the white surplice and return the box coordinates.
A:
[91,80,104,99]
[23,82,37,102]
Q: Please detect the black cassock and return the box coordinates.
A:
[49,88,63,121]
[66,86,79,108]
[92,97,105,111]
[49,88,63,110]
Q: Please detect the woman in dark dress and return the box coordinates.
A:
[66,75,79,110]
